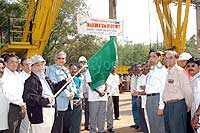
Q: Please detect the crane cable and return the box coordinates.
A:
[148,0,152,49]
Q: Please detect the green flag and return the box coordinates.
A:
[88,38,117,89]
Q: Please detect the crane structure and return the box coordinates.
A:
[0,0,62,57]
[155,0,191,54]
[0,0,197,57]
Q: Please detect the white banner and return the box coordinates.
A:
[77,16,124,36]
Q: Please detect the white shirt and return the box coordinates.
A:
[0,78,9,130]
[145,62,168,109]
[88,84,107,102]
[35,73,54,98]
[1,67,24,106]
[136,74,147,108]
[82,69,92,98]
[191,72,200,118]
[106,73,120,96]
[130,75,138,92]
[19,70,30,84]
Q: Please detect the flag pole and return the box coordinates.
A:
[53,64,87,98]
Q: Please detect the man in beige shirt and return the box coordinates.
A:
[163,50,193,133]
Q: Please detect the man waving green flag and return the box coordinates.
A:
[87,38,117,90]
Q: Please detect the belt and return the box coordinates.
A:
[10,103,21,108]
[147,93,160,97]
[164,99,185,104]
[43,105,55,108]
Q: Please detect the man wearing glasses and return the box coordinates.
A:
[163,51,193,133]
[46,51,76,133]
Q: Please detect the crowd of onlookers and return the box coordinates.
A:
[128,50,200,133]
[1,49,200,133]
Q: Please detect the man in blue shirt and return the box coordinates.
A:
[46,51,76,133]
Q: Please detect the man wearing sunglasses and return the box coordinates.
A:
[188,58,200,133]
[178,52,193,133]
[46,51,77,133]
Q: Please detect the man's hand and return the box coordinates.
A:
[191,115,200,129]
[68,92,75,100]
[48,96,54,104]
[140,86,145,90]
[21,103,26,113]
[131,91,138,96]
[65,78,72,83]
[157,109,164,116]
[98,92,105,97]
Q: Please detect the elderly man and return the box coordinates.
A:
[145,50,167,133]
[1,54,26,133]
[23,55,67,133]
[163,51,193,133]
[46,51,76,133]
[187,58,200,132]
[19,58,31,133]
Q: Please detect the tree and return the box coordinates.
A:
[43,0,104,65]
[185,35,199,57]
[117,43,150,66]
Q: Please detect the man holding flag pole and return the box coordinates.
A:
[87,38,117,133]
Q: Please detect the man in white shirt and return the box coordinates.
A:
[1,54,26,133]
[130,64,140,130]
[145,50,167,133]
[106,66,120,132]
[0,60,9,132]
[132,63,149,133]
[78,56,90,130]
[19,58,31,133]
[87,68,107,133]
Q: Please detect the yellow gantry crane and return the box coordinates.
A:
[0,0,63,57]
[155,0,191,54]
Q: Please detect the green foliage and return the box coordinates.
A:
[185,35,199,58]
[117,44,150,66]
[0,0,26,25]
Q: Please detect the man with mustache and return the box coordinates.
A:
[188,58,200,133]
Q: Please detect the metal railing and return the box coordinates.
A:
[0,16,32,45]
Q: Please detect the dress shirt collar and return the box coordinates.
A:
[168,64,179,74]
[21,70,30,77]
[191,72,200,81]
[4,67,18,76]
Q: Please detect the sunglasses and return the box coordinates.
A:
[57,57,65,60]
[187,64,196,68]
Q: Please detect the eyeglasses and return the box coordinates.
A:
[165,56,174,60]
[187,64,196,68]
[57,57,65,60]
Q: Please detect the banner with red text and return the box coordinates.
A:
[77,16,124,36]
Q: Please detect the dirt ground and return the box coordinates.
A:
[80,92,143,133]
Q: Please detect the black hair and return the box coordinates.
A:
[21,57,27,65]
[69,63,77,68]
[0,59,5,66]
[4,54,18,63]
[149,49,161,57]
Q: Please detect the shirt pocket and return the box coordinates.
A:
[167,78,179,93]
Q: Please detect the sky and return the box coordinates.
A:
[86,0,197,44]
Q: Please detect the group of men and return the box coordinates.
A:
[0,51,121,133]
[130,50,200,133]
